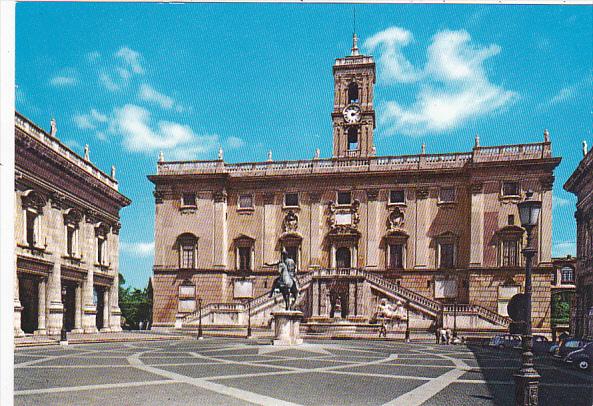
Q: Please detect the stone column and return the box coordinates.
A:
[82,272,98,333]
[109,226,122,332]
[101,289,110,332]
[309,193,323,267]
[365,190,380,269]
[14,266,24,337]
[213,190,228,268]
[46,264,63,336]
[263,193,277,265]
[72,283,82,333]
[469,182,485,267]
[311,277,319,316]
[414,187,430,269]
[35,278,47,335]
[539,178,553,265]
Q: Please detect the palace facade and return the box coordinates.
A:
[14,112,131,337]
[564,143,593,339]
[149,36,561,335]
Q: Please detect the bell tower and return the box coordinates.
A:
[332,33,376,158]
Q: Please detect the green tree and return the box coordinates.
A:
[118,274,152,329]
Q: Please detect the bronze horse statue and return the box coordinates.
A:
[267,252,299,310]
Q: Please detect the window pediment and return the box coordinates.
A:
[497,225,524,238]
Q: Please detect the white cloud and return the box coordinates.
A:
[86,51,101,63]
[139,83,175,109]
[49,69,78,87]
[73,109,108,130]
[553,195,572,209]
[121,241,154,257]
[549,85,577,106]
[226,136,246,149]
[116,46,144,75]
[552,241,576,258]
[99,72,120,91]
[112,104,218,159]
[365,28,517,136]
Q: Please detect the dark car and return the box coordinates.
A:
[564,342,593,371]
[489,334,522,349]
[555,338,593,359]
[532,335,552,353]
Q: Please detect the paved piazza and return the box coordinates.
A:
[14,338,593,406]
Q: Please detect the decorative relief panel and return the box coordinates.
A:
[328,199,360,234]
[283,210,298,232]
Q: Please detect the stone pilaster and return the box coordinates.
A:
[109,234,122,332]
[539,178,553,265]
[414,187,430,269]
[35,278,47,335]
[365,189,381,268]
[82,272,98,333]
[14,264,24,337]
[263,193,277,265]
[72,283,83,333]
[213,190,228,268]
[101,289,111,332]
[469,182,484,267]
[309,192,323,267]
[46,264,63,335]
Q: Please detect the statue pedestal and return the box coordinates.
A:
[272,310,303,346]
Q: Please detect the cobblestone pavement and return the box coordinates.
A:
[14,338,593,406]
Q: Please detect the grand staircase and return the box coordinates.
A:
[180,269,510,332]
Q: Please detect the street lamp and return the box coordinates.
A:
[515,190,541,406]
[197,298,203,340]
[245,299,252,338]
[453,296,458,339]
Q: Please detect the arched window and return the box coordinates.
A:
[176,233,198,269]
[347,127,358,151]
[234,235,255,272]
[21,190,46,248]
[348,82,359,103]
[95,223,111,266]
[63,209,83,258]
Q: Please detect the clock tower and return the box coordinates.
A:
[332,33,376,158]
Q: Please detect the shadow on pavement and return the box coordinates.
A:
[464,343,593,406]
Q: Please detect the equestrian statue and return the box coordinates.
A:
[266,250,299,310]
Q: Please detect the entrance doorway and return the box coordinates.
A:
[62,282,76,332]
[19,276,39,334]
[336,247,351,269]
[95,286,104,330]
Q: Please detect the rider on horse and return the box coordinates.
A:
[266,250,299,305]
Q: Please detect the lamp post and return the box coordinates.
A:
[515,190,541,406]
[245,299,252,338]
[405,300,410,342]
[197,298,203,340]
[453,296,458,339]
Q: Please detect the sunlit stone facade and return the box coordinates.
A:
[14,112,131,337]
[149,38,560,334]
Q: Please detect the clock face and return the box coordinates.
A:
[343,105,362,124]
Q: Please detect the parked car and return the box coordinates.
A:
[510,335,551,353]
[564,342,593,371]
[489,334,522,349]
[554,338,593,359]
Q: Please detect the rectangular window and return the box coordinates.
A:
[238,247,252,271]
[337,191,352,205]
[502,181,520,197]
[439,187,456,203]
[284,193,299,207]
[389,190,405,204]
[508,214,515,225]
[97,237,105,265]
[66,226,75,256]
[25,210,37,247]
[389,244,404,269]
[181,245,195,269]
[502,240,518,267]
[561,267,574,284]
[440,243,455,269]
[239,194,253,209]
[182,193,196,207]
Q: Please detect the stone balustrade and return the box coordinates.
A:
[156,142,552,177]
[15,113,119,191]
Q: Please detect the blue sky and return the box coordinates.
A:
[16,3,592,288]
